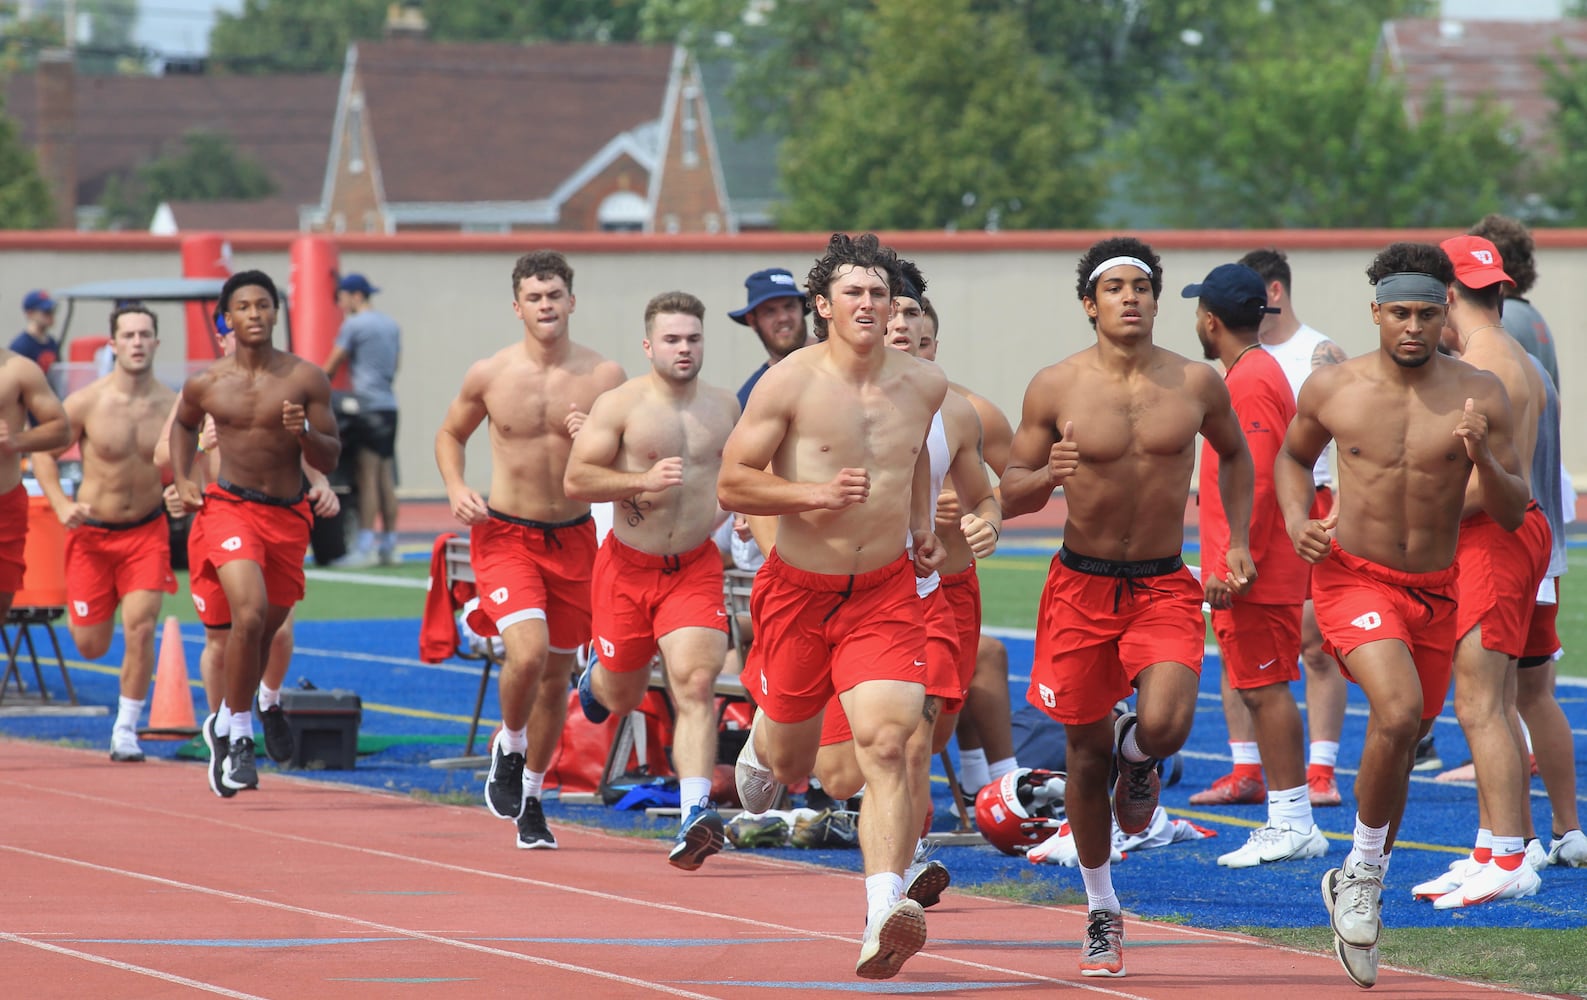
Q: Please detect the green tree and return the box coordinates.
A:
[427,0,646,43]
[97,131,276,230]
[1115,26,1522,227]
[777,0,1100,231]
[0,90,56,229]
[1534,44,1587,224]
[210,0,386,73]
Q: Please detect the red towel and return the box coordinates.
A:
[418,532,477,663]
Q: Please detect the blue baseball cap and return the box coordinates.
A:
[22,289,55,312]
[1181,264,1279,322]
[728,268,808,326]
[337,273,378,296]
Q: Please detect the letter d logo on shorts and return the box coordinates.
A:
[1351,611,1383,631]
[598,637,615,659]
[490,587,509,605]
[73,600,88,618]
[221,536,242,552]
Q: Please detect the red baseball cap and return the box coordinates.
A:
[1441,234,1514,290]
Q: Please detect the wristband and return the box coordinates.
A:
[988,522,1000,541]
[300,417,311,437]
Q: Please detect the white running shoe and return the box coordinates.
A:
[855,898,927,980]
[734,712,784,814]
[1548,830,1587,868]
[1218,823,1328,868]
[109,727,145,763]
[1333,934,1379,989]
[1431,861,1541,910]
[1323,858,1384,948]
[1525,838,1549,872]
[1412,855,1482,900]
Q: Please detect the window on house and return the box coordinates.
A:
[347,93,366,175]
[598,191,648,233]
[681,84,699,168]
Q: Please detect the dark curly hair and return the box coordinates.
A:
[512,250,574,295]
[1365,242,1453,287]
[1468,214,1536,296]
[1076,237,1162,328]
[805,233,902,341]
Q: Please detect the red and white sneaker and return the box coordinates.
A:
[1079,909,1125,977]
[1411,856,1482,900]
[1431,861,1541,910]
[1188,771,1266,806]
[1307,769,1342,807]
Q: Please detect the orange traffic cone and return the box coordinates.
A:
[139,615,199,739]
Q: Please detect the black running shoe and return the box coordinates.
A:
[516,796,558,850]
[259,704,295,765]
[223,736,259,791]
[1412,734,1442,772]
[485,731,527,819]
[203,712,236,799]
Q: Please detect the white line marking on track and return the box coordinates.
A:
[302,569,427,589]
[0,932,271,999]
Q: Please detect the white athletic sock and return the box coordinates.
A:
[1309,740,1340,769]
[1229,741,1261,767]
[229,707,254,742]
[958,748,989,792]
[679,776,712,812]
[1267,784,1312,830]
[114,696,144,733]
[500,726,529,755]
[523,768,546,801]
[1348,814,1389,868]
[987,756,1020,784]
[1120,722,1149,764]
[257,683,281,712]
[215,700,231,737]
[865,872,904,928]
[1079,861,1120,914]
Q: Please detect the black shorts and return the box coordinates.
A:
[348,409,398,459]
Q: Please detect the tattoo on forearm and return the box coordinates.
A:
[620,496,651,526]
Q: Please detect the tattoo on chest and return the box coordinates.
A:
[620,496,652,526]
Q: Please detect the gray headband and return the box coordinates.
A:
[1375,272,1448,305]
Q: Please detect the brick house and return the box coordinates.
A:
[309,39,734,235]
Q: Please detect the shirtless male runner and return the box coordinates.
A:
[0,338,69,620]
[563,290,739,871]
[1000,236,1255,979]
[918,298,1022,807]
[436,250,624,850]
[1277,242,1528,988]
[721,233,947,980]
[155,312,340,766]
[172,270,340,797]
[1412,234,1552,909]
[32,305,176,763]
[809,263,1000,911]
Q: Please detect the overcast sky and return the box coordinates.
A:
[132,0,241,57]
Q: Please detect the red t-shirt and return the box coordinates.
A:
[1199,348,1308,605]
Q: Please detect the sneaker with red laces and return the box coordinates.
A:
[1111,713,1160,836]
[1079,908,1125,977]
[1307,769,1342,807]
[1188,771,1266,806]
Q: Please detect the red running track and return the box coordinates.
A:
[0,739,1559,999]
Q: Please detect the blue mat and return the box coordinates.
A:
[6,617,1583,931]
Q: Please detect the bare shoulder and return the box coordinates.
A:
[899,351,947,402]
[286,351,332,390]
[1454,359,1508,403]
[940,384,980,436]
[569,343,624,384]
[699,381,740,417]
[461,345,519,395]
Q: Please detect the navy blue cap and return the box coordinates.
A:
[22,289,55,312]
[728,268,808,325]
[337,273,378,296]
[1181,264,1279,320]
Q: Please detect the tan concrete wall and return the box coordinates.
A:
[3,231,1583,498]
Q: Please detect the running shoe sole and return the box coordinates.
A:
[668,812,726,871]
[1333,934,1379,988]
[202,713,236,799]
[855,899,927,980]
[904,860,951,909]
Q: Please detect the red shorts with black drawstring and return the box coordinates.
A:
[590,535,728,673]
[467,508,597,654]
[190,480,312,625]
[64,507,176,626]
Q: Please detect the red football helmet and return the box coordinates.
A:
[974,768,1067,856]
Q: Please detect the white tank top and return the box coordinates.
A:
[909,411,950,598]
[1261,323,1333,486]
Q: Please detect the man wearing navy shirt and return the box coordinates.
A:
[9,290,59,374]
[729,267,809,409]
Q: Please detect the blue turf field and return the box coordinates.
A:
[5,617,1584,931]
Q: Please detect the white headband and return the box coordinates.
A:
[1087,256,1154,285]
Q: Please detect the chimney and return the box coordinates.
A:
[385,1,428,40]
[35,49,77,229]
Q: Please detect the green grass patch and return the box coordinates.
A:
[408,788,481,807]
[1241,926,1587,997]
[157,563,426,625]
[958,869,1086,907]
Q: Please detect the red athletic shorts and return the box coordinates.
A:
[190,481,312,621]
[590,535,728,673]
[1027,547,1205,726]
[1311,540,1458,721]
[64,507,176,626]
[1522,576,1562,666]
[741,549,926,725]
[468,508,596,654]
[186,508,225,628]
[0,483,25,593]
[1455,503,1552,658]
[819,581,959,746]
[940,563,982,689]
[1211,601,1303,689]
